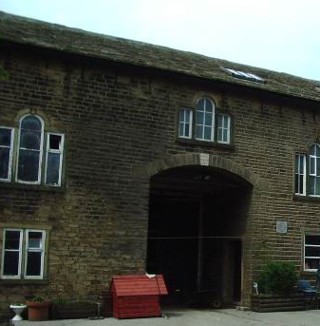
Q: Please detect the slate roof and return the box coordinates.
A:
[1,10,320,103]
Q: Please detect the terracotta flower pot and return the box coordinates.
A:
[26,300,52,321]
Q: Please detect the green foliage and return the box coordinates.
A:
[31,295,44,302]
[258,262,298,295]
[0,64,8,80]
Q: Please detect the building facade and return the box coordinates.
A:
[1,11,320,317]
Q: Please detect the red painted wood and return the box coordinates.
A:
[111,274,168,319]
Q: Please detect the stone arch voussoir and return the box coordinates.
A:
[135,153,268,190]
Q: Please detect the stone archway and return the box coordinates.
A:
[134,153,266,190]
[133,153,268,306]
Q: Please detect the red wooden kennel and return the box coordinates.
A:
[111,274,168,319]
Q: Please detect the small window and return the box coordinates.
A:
[1,229,46,280]
[309,145,320,196]
[195,98,214,142]
[304,234,320,271]
[0,127,14,181]
[16,115,44,184]
[178,108,193,139]
[45,133,64,186]
[295,154,306,195]
[217,114,231,144]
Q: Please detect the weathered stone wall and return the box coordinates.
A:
[0,42,320,314]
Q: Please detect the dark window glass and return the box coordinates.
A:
[46,153,60,185]
[26,252,41,276]
[21,116,42,131]
[3,251,19,276]
[49,134,62,150]
[0,128,12,146]
[20,130,41,150]
[17,150,40,182]
[0,148,9,179]
[305,235,320,245]
[4,230,21,249]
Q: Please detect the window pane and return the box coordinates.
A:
[17,150,40,182]
[28,232,42,249]
[20,130,41,150]
[3,251,19,276]
[0,128,11,146]
[196,111,204,125]
[0,148,9,179]
[309,176,315,195]
[223,117,229,128]
[179,122,184,137]
[305,258,320,270]
[223,129,228,141]
[316,177,320,195]
[197,99,205,110]
[205,112,212,125]
[195,125,202,139]
[310,157,315,175]
[185,124,190,136]
[49,134,62,150]
[5,230,21,249]
[306,235,320,245]
[299,156,305,174]
[305,246,320,256]
[26,252,41,276]
[204,126,212,140]
[21,116,42,131]
[46,153,61,185]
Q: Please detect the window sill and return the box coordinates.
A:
[176,138,235,150]
[293,194,320,202]
[0,279,49,285]
[0,181,66,193]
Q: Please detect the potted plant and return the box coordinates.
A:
[251,261,302,312]
[26,295,52,321]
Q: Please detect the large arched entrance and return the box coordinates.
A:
[146,164,252,307]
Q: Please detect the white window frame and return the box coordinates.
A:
[217,114,231,144]
[45,133,65,187]
[0,127,14,182]
[304,233,320,272]
[309,144,320,197]
[24,229,46,279]
[195,98,215,142]
[1,228,23,279]
[1,228,46,280]
[295,153,306,196]
[178,108,193,139]
[16,114,44,185]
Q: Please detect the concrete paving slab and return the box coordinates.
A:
[11,308,320,326]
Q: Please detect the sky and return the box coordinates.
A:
[1,0,320,81]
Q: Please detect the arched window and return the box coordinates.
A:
[195,98,214,141]
[16,115,44,184]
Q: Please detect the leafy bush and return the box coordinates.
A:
[258,262,298,295]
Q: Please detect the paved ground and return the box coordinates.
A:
[11,308,320,326]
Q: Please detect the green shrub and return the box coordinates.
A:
[258,262,298,295]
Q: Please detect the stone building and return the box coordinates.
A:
[1,11,320,316]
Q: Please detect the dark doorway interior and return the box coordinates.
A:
[147,166,251,306]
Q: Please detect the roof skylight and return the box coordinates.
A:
[225,68,265,83]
